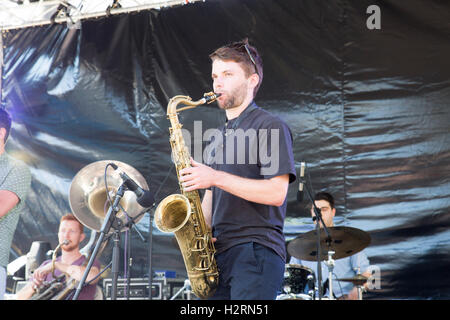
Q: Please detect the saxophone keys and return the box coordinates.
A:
[193,258,210,271]
[190,238,205,252]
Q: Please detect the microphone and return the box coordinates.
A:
[297,162,306,202]
[110,163,155,208]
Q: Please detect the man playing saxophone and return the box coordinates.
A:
[179,39,296,299]
[17,213,101,300]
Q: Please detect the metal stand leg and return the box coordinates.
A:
[111,229,121,300]
[72,185,125,300]
[325,251,335,300]
[356,267,364,300]
[170,279,191,300]
[357,286,363,300]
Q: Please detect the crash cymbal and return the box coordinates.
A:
[287,226,371,261]
[337,275,368,286]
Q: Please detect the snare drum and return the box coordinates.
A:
[280,264,315,298]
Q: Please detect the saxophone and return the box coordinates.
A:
[154,92,220,299]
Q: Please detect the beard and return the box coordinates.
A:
[61,241,79,253]
[218,83,248,110]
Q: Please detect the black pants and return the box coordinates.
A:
[209,242,284,300]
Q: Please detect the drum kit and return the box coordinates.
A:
[278,226,371,300]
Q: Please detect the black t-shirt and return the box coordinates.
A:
[205,102,296,262]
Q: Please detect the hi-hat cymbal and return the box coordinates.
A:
[287,226,371,261]
[337,275,368,286]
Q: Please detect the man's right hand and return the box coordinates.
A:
[32,263,52,287]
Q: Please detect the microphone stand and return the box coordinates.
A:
[72,184,126,300]
[125,224,131,300]
[300,177,332,300]
[116,206,154,300]
[121,208,148,300]
[122,207,156,300]
[147,209,154,300]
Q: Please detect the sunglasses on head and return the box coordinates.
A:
[227,41,257,68]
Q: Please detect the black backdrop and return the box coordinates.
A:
[1,0,449,299]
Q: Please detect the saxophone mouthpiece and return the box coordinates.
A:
[204,92,221,104]
[62,240,70,245]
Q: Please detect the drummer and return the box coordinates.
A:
[289,192,372,300]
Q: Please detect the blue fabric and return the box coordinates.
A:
[209,242,285,300]
[290,251,370,298]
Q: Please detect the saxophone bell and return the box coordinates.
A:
[155,194,191,233]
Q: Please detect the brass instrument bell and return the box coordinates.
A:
[69,160,149,232]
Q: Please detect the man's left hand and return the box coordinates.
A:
[179,158,217,191]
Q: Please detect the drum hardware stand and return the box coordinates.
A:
[307,273,316,299]
[324,250,335,300]
[72,184,126,300]
[357,286,364,300]
[357,285,363,300]
[300,175,333,300]
[355,267,363,300]
[170,279,192,300]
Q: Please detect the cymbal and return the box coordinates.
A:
[337,275,368,286]
[287,226,371,261]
